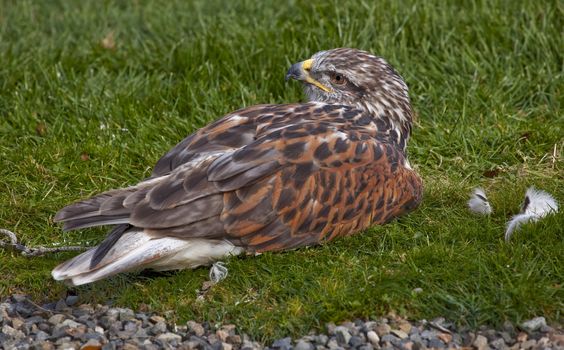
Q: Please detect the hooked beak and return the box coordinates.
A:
[285,59,332,93]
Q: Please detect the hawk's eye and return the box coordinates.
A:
[330,72,347,85]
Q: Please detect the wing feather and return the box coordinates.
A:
[55,102,422,263]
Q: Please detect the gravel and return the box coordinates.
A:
[0,294,562,349]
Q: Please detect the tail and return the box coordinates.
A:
[51,229,243,286]
[53,188,139,231]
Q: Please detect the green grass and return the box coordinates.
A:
[1,0,562,342]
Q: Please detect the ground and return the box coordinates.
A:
[0,0,562,342]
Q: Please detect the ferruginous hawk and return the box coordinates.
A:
[52,48,423,285]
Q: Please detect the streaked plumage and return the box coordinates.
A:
[52,48,423,285]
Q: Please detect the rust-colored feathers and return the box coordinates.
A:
[52,48,422,285]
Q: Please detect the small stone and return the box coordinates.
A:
[98,316,114,330]
[48,314,66,325]
[549,333,564,345]
[516,332,528,342]
[187,320,206,337]
[54,336,71,345]
[272,337,292,349]
[398,321,412,335]
[316,334,329,345]
[500,332,513,344]
[11,317,24,330]
[409,333,422,344]
[473,335,489,350]
[242,340,263,350]
[420,330,436,340]
[335,326,352,345]
[150,321,167,335]
[65,295,79,306]
[51,325,70,339]
[81,339,103,350]
[12,294,27,303]
[227,334,242,345]
[73,305,94,318]
[490,338,506,350]
[150,315,165,323]
[66,326,87,339]
[217,329,229,342]
[366,331,380,346]
[326,323,337,335]
[105,309,119,320]
[38,322,51,332]
[520,317,546,333]
[118,308,135,321]
[428,338,445,348]
[2,324,25,339]
[391,329,408,339]
[326,339,339,350]
[183,340,201,349]
[123,320,139,332]
[109,320,123,334]
[116,329,136,340]
[61,319,82,328]
[221,342,233,350]
[133,327,149,340]
[437,332,452,344]
[82,332,106,343]
[25,315,46,326]
[55,299,68,311]
[501,321,515,334]
[520,339,536,349]
[36,330,50,341]
[375,324,391,337]
[156,332,182,344]
[221,324,237,333]
[295,339,314,350]
[348,335,363,347]
[359,345,373,350]
[381,334,400,346]
[537,337,550,347]
[451,333,463,345]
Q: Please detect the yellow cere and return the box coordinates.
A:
[302,59,333,93]
[302,59,314,71]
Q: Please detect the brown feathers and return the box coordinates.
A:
[52,48,423,285]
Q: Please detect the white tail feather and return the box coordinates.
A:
[52,229,244,286]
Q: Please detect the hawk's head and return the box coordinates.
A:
[287,48,413,134]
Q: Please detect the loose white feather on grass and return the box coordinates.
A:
[505,187,559,241]
[467,187,492,215]
[209,261,228,283]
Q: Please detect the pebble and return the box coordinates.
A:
[374,323,391,337]
[296,339,314,350]
[65,295,79,306]
[0,295,561,350]
[473,334,489,350]
[391,329,408,339]
[334,326,352,345]
[520,316,546,333]
[272,336,292,350]
[188,320,206,337]
[348,335,363,347]
[366,330,380,346]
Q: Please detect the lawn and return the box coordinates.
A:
[0,0,562,341]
